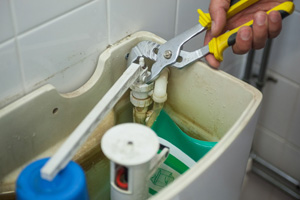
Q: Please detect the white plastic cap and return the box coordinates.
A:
[101,123,159,166]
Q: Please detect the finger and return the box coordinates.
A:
[204,30,220,68]
[232,26,253,54]
[203,29,213,46]
[268,10,282,38]
[206,54,221,68]
[209,0,230,36]
[252,11,268,49]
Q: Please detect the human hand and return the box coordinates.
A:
[205,0,288,68]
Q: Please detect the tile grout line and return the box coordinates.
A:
[15,0,97,39]
[9,0,27,93]
[0,37,15,47]
[0,38,15,48]
[252,60,300,87]
[283,87,300,150]
[256,124,300,153]
[267,68,300,87]
[285,89,300,143]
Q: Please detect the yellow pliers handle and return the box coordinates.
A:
[198,0,260,29]
[208,1,294,61]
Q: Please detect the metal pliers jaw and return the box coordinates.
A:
[127,41,159,68]
[127,24,207,84]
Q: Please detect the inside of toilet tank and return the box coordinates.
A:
[83,101,217,199]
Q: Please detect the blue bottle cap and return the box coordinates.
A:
[16,158,89,200]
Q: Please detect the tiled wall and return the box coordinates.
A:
[0,0,298,183]
[0,0,108,108]
[252,1,300,181]
[0,0,244,109]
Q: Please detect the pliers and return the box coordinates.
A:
[127,0,294,83]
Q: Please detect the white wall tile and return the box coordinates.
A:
[220,50,245,75]
[254,12,300,84]
[108,0,177,44]
[38,51,101,93]
[253,125,300,182]
[177,0,209,33]
[176,0,209,51]
[18,0,108,93]
[287,92,300,148]
[294,1,300,12]
[253,126,285,168]
[0,40,24,108]
[0,0,15,43]
[258,70,299,138]
[220,55,246,78]
[12,0,93,33]
[279,144,300,181]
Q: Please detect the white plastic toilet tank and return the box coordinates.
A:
[0,31,262,200]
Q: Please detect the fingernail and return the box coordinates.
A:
[240,28,251,41]
[255,13,266,26]
[270,11,281,23]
